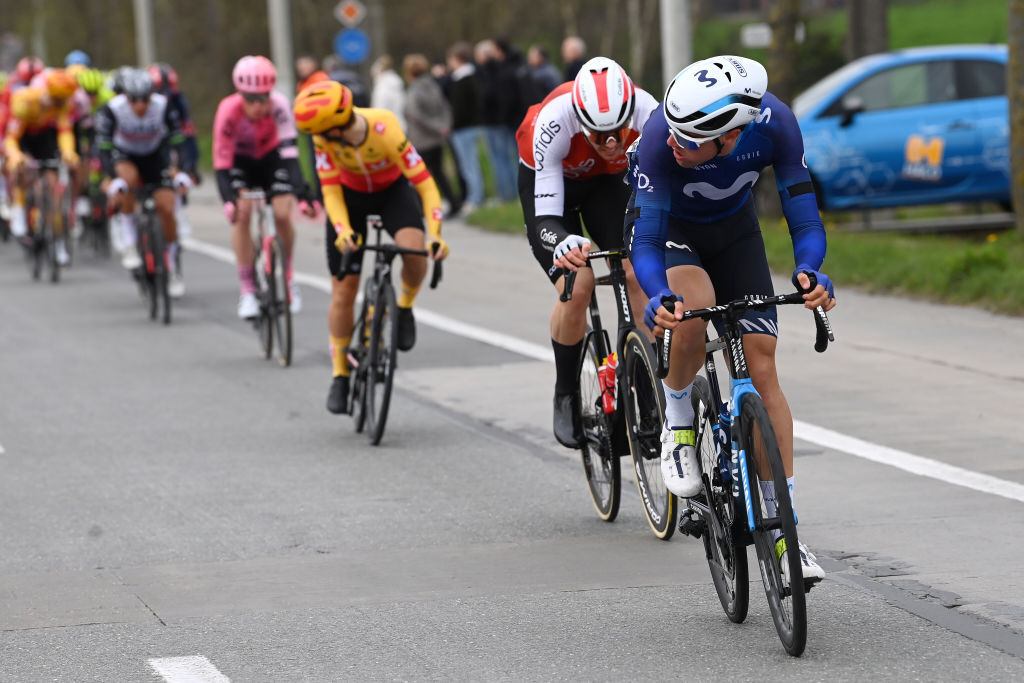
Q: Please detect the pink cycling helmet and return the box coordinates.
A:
[232,55,276,94]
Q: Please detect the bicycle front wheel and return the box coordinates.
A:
[577,334,620,521]
[252,242,273,359]
[147,217,171,325]
[742,394,806,656]
[269,236,292,367]
[622,329,675,539]
[692,375,748,623]
[365,280,398,445]
[350,296,371,433]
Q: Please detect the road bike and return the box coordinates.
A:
[344,215,442,445]
[656,283,833,656]
[21,159,69,283]
[241,189,292,366]
[561,250,676,538]
[129,184,171,324]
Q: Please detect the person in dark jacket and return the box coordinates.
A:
[527,45,563,104]
[475,39,518,202]
[561,35,587,81]
[403,53,461,217]
[445,41,485,212]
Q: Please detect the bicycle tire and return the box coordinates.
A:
[253,242,273,359]
[365,280,398,445]
[153,220,170,325]
[622,329,676,539]
[692,375,749,623]
[269,235,292,367]
[577,334,620,521]
[350,296,371,433]
[741,394,806,656]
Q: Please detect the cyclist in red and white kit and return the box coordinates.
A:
[517,56,658,448]
[213,55,315,319]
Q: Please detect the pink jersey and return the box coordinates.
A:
[212,91,298,169]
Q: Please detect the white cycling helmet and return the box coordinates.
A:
[663,55,767,148]
[571,56,636,132]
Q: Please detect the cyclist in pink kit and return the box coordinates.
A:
[214,55,316,319]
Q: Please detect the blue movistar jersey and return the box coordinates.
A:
[629,92,826,297]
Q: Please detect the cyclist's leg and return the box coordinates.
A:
[269,193,296,256]
[112,160,142,267]
[379,178,431,351]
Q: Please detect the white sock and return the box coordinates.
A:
[10,205,27,237]
[168,242,179,273]
[121,213,137,248]
[175,202,192,238]
[662,380,694,429]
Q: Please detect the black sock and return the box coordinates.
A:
[552,338,584,395]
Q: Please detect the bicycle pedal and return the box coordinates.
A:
[678,510,706,538]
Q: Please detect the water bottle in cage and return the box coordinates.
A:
[597,352,617,414]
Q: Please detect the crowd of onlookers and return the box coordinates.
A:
[294,36,591,218]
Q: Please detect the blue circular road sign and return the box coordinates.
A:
[334,28,370,64]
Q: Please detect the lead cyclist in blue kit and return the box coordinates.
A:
[624,55,836,582]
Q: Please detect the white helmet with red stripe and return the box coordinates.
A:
[571,56,636,132]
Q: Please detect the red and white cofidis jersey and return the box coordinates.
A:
[516,82,658,217]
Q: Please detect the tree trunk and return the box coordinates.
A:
[1011,0,1024,232]
[846,0,889,61]
[767,0,800,105]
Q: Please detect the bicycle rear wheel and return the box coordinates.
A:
[269,235,292,367]
[350,296,371,433]
[741,394,806,656]
[147,216,171,325]
[252,242,274,359]
[692,375,749,623]
[577,333,620,521]
[622,329,675,539]
[365,280,398,445]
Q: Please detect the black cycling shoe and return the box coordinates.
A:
[553,391,583,448]
[397,306,416,351]
[327,375,350,415]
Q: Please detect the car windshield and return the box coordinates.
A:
[792,57,886,118]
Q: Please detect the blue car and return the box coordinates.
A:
[792,44,1009,211]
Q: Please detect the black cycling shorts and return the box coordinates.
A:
[325,176,425,279]
[229,150,294,200]
[520,164,632,283]
[113,147,173,188]
[19,129,59,163]
[624,193,779,337]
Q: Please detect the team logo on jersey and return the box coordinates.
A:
[755,107,772,124]
[533,120,561,170]
[315,150,335,172]
[402,145,422,169]
[682,171,760,200]
[374,121,387,134]
[432,207,443,221]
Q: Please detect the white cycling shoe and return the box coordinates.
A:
[777,538,826,584]
[55,240,70,265]
[237,292,260,319]
[660,425,702,498]
[168,272,186,299]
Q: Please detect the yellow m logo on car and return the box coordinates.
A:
[905,135,945,166]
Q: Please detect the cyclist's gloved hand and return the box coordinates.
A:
[552,234,591,271]
[62,149,80,167]
[173,171,193,192]
[792,266,835,299]
[428,236,449,260]
[106,177,129,199]
[223,201,236,224]
[334,223,361,253]
[5,150,25,172]
[644,288,680,332]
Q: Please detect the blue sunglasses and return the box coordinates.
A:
[670,128,720,151]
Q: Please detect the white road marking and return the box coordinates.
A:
[148,656,229,682]
[184,236,1024,504]
[0,442,5,454]
[795,420,1024,504]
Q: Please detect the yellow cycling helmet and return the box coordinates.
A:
[293,80,354,135]
[45,69,78,99]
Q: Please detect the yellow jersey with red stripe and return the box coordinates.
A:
[312,108,442,238]
[3,86,75,158]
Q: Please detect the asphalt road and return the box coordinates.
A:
[2,187,1024,681]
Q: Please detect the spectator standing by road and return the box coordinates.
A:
[445,41,485,214]
[403,53,462,217]
[370,55,406,130]
[526,44,563,105]
[475,39,518,203]
[561,36,587,81]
